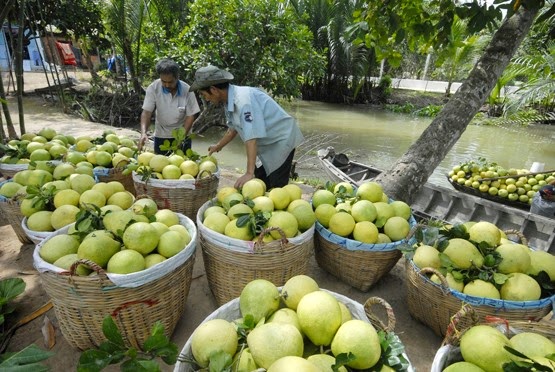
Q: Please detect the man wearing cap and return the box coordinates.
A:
[139,59,200,154]
[190,65,304,189]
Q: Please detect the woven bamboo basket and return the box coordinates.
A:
[0,163,28,179]
[93,166,136,195]
[174,291,415,372]
[32,214,197,350]
[133,170,219,220]
[405,259,554,337]
[197,199,314,306]
[314,216,417,292]
[431,305,555,371]
[0,186,33,244]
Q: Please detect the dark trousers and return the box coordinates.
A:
[153,137,192,155]
[254,149,296,189]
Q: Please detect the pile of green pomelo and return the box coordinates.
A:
[132,151,218,180]
[200,179,413,245]
[188,275,404,371]
[411,220,555,302]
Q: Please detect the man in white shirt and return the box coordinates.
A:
[139,59,200,154]
[190,65,304,189]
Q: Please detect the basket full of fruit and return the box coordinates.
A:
[0,179,32,244]
[174,275,414,371]
[197,180,315,306]
[131,151,219,220]
[32,205,197,350]
[431,304,555,371]
[405,220,555,337]
[312,181,417,291]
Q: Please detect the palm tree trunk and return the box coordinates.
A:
[375,5,540,204]
[0,72,17,139]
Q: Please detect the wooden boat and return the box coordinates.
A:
[317,147,555,253]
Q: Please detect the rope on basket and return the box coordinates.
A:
[363,296,396,333]
[503,229,528,246]
[441,303,478,347]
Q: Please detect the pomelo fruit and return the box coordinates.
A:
[268,187,290,210]
[527,250,555,280]
[217,186,239,204]
[468,221,502,247]
[431,272,465,292]
[460,325,512,372]
[53,253,91,276]
[69,174,96,194]
[377,233,392,244]
[495,243,531,274]
[224,219,253,240]
[155,209,180,227]
[107,249,146,274]
[328,212,355,237]
[267,308,302,334]
[0,182,23,198]
[157,230,187,258]
[51,204,80,230]
[252,196,275,213]
[239,279,280,323]
[314,203,337,228]
[191,319,238,368]
[307,353,347,372]
[198,160,217,176]
[383,216,410,241]
[52,163,75,180]
[443,238,484,269]
[335,201,352,213]
[40,234,80,264]
[144,253,167,268]
[267,211,299,238]
[79,189,107,208]
[443,361,485,371]
[286,199,310,213]
[122,222,159,255]
[333,181,354,196]
[132,198,158,217]
[20,197,45,217]
[289,204,316,232]
[338,302,352,324]
[510,331,555,359]
[283,184,303,201]
[297,291,342,346]
[167,154,184,167]
[203,213,230,234]
[137,151,155,166]
[161,164,181,179]
[107,191,135,210]
[149,154,170,172]
[281,274,319,310]
[77,230,121,268]
[500,273,541,301]
[27,211,54,232]
[227,203,253,220]
[149,221,170,238]
[352,221,379,244]
[103,210,138,235]
[91,182,115,200]
[331,319,381,370]
[311,189,336,208]
[203,205,226,219]
[267,356,319,372]
[390,200,412,220]
[356,181,383,202]
[413,245,441,269]
[241,179,265,199]
[247,323,304,369]
[350,200,377,222]
[463,279,500,299]
[373,202,395,228]
[233,348,257,372]
[222,192,244,211]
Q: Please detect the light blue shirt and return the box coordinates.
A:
[225,85,304,174]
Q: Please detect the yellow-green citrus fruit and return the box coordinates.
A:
[203,205,226,219]
[191,319,238,368]
[286,199,310,213]
[383,216,410,241]
[217,186,239,204]
[356,181,383,202]
[267,308,302,334]
[149,221,169,239]
[203,213,230,234]
[77,230,121,268]
[510,332,555,358]
[149,154,170,172]
[328,212,355,237]
[267,356,319,372]
[338,302,352,324]
[179,160,199,177]
[307,354,348,372]
[161,164,181,179]
[227,203,253,220]
[468,221,502,247]
[107,191,135,210]
[79,189,107,208]
[527,250,555,280]
[377,233,392,244]
[463,279,500,299]
[311,190,336,208]
[413,245,441,269]
[242,179,265,199]
[91,182,115,200]
[281,274,319,310]
[20,197,44,217]
[27,211,54,232]
[314,203,337,228]
[267,211,299,239]
[69,174,96,194]
[0,182,23,198]
[103,210,139,235]
[144,253,167,268]
[122,222,159,255]
[460,325,512,372]
[335,202,351,213]
[289,204,316,232]
[107,249,146,274]
[495,243,531,274]
[247,323,304,369]
[352,221,379,244]
[240,279,280,323]
[224,219,254,240]
[373,202,395,227]
[51,204,80,230]
[132,198,158,217]
[390,200,412,220]
[443,361,485,372]
[431,272,465,292]
[283,184,303,201]
[252,195,275,213]
[268,187,291,210]
[222,192,244,211]
[333,181,355,196]
[331,319,381,369]
[154,208,180,227]
[350,200,377,223]
[500,273,541,301]
[53,253,91,276]
[233,348,258,372]
[40,234,80,263]
[443,238,484,269]
[157,230,187,258]
[297,291,342,346]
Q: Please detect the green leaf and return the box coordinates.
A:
[78,349,113,372]
[333,352,356,370]
[0,278,26,304]
[121,358,159,372]
[0,344,54,369]
[208,350,232,372]
[102,316,125,346]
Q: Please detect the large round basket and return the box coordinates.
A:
[406,259,554,337]
[174,291,415,372]
[93,167,136,195]
[133,170,219,220]
[22,216,53,244]
[197,199,314,306]
[0,182,32,244]
[32,214,197,350]
[314,216,416,292]
[431,305,555,371]
[0,163,28,179]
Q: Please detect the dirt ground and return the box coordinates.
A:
[0,71,443,371]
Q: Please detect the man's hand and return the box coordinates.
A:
[208,144,220,156]
[138,133,149,151]
[234,173,255,189]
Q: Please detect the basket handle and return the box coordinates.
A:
[253,227,289,251]
[441,303,478,346]
[68,259,108,280]
[418,267,451,295]
[503,229,528,246]
[363,296,396,333]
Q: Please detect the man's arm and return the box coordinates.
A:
[234,139,257,188]
[183,115,195,137]
[208,128,237,155]
[138,109,152,151]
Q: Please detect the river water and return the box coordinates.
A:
[193,100,555,187]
